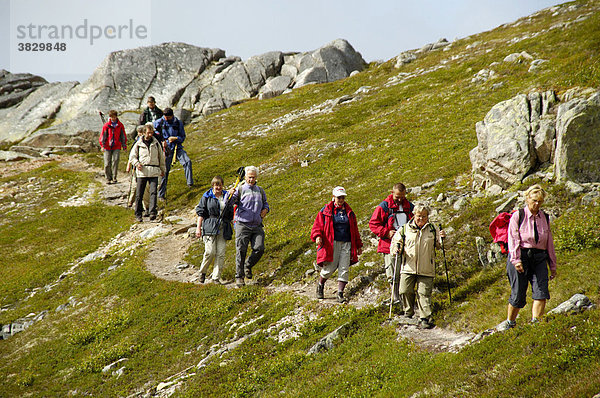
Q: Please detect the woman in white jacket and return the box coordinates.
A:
[391,203,445,329]
[128,124,166,222]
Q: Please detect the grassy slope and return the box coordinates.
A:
[1,1,600,396]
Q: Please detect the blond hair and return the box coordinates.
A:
[525,184,547,201]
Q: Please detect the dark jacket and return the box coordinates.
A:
[311,201,363,266]
[195,189,234,240]
[139,106,163,125]
[154,116,185,151]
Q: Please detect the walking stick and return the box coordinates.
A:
[439,224,452,304]
[216,167,246,226]
[389,250,399,319]
[171,143,178,167]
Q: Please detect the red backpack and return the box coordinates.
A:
[490,209,550,254]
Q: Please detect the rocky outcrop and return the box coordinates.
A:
[548,293,596,315]
[1,40,365,152]
[0,81,79,146]
[286,39,366,88]
[0,70,47,109]
[555,91,600,183]
[470,88,600,191]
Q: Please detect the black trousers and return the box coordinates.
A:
[135,177,158,216]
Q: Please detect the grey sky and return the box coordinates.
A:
[1,0,567,83]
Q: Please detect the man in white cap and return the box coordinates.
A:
[310,186,363,303]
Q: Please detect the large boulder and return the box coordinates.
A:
[0,70,47,109]
[286,39,366,88]
[555,91,600,183]
[470,91,557,190]
[0,81,78,146]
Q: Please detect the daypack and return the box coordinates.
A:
[378,199,414,230]
[489,209,550,254]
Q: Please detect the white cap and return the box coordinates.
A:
[332,186,347,197]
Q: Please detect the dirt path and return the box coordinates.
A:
[4,155,477,353]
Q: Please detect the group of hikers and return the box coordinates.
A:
[98,97,558,331]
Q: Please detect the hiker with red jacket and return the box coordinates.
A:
[497,184,557,331]
[99,109,127,184]
[369,183,414,305]
[311,186,363,303]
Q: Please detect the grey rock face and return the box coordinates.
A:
[286,39,365,88]
[258,76,292,100]
[470,91,558,191]
[0,150,35,162]
[0,70,47,109]
[555,91,600,183]
[0,81,79,146]
[394,51,417,68]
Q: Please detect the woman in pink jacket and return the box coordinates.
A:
[498,184,557,331]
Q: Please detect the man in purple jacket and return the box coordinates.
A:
[230,166,269,287]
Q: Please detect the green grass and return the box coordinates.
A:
[1,1,600,396]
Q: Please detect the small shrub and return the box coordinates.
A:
[553,206,600,252]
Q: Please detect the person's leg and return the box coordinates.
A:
[211,232,227,281]
[245,225,265,275]
[111,149,120,181]
[506,256,528,322]
[143,180,151,213]
[158,152,173,199]
[416,275,434,320]
[135,177,147,218]
[178,149,194,186]
[235,223,251,279]
[147,177,158,216]
[318,242,341,299]
[103,150,113,182]
[336,241,351,302]
[399,273,416,317]
[128,173,137,207]
[531,252,550,321]
[199,235,216,278]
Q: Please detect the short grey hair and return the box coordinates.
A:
[245,166,259,176]
[145,122,154,129]
[136,125,145,133]
[412,203,430,215]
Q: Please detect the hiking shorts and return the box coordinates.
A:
[506,248,550,308]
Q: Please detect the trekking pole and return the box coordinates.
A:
[389,250,398,319]
[216,167,246,226]
[99,110,106,124]
[439,224,452,304]
[171,143,178,167]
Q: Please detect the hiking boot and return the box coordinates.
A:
[149,214,157,221]
[418,318,434,329]
[135,215,143,222]
[235,278,245,288]
[199,273,206,284]
[245,267,252,279]
[337,291,347,303]
[316,282,324,299]
[143,212,150,217]
[531,317,540,324]
[496,319,516,331]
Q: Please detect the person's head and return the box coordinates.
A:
[412,203,430,228]
[245,166,258,185]
[136,125,145,136]
[525,184,547,215]
[147,96,156,109]
[392,183,407,202]
[163,107,174,121]
[108,109,118,122]
[145,122,154,131]
[332,186,347,207]
[143,124,154,141]
[211,176,224,194]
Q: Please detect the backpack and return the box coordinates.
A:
[489,209,549,254]
[378,199,414,230]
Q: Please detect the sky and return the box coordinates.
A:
[1,0,568,83]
